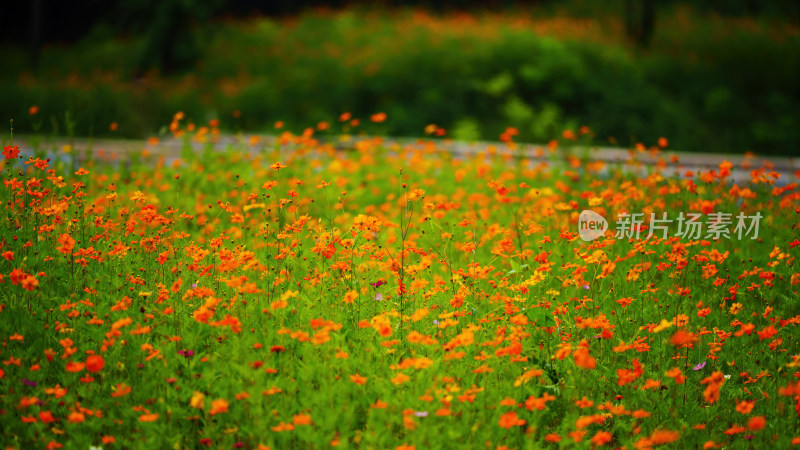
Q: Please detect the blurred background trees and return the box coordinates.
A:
[116,0,224,75]
[624,0,656,47]
[10,0,799,68]
[3,0,799,154]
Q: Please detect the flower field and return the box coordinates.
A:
[1,116,799,449]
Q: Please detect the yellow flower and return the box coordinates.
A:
[190,391,205,409]
[244,203,265,212]
[652,319,674,333]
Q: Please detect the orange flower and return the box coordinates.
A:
[209,398,229,415]
[747,416,766,431]
[591,431,613,446]
[65,361,85,373]
[575,397,594,408]
[139,413,159,422]
[701,371,726,404]
[736,400,755,414]
[21,274,39,291]
[723,425,746,435]
[499,397,517,406]
[638,429,681,447]
[498,411,526,429]
[666,367,686,384]
[111,383,131,398]
[350,373,367,385]
[9,268,25,285]
[778,381,800,397]
[568,430,586,443]
[391,372,411,384]
[525,392,556,411]
[19,396,39,408]
[45,385,67,398]
[641,379,662,390]
[67,411,85,423]
[377,324,393,337]
[272,421,295,432]
[573,342,596,369]
[3,145,20,159]
[343,290,358,304]
[57,234,76,255]
[670,329,697,347]
[617,359,644,386]
[293,413,312,425]
[555,344,572,360]
[545,433,562,443]
[85,355,104,373]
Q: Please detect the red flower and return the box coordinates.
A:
[747,416,766,431]
[9,269,25,285]
[86,355,105,373]
[3,145,20,159]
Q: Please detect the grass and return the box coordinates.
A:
[0,115,799,449]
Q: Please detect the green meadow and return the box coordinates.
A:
[1,115,798,448]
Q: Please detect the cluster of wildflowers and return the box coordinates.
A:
[0,117,798,449]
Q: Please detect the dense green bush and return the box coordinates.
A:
[2,8,798,154]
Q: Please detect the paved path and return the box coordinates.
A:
[13,133,797,184]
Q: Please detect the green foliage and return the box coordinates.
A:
[1,7,798,154]
[451,117,481,142]
[0,122,797,448]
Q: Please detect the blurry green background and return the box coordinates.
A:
[2,0,799,154]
